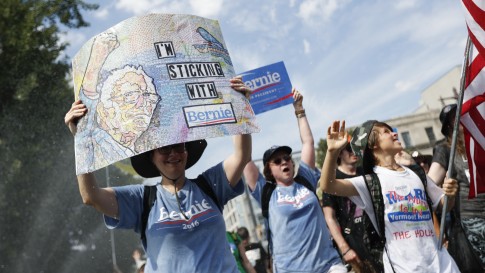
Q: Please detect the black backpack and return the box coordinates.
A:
[363,164,433,272]
[260,175,317,255]
[140,175,222,249]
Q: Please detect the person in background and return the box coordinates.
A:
[65,76,253,273]
[428,103,485,272]
[244,89,346,273]
[321,142,380,273]
[227,230,257,273]
[237,226,269,273]
[411,151,432,174]
[320,120,459,273]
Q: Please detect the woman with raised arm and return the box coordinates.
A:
[319,120,459,273]
[243,89,346,273]
[65,76,252,273]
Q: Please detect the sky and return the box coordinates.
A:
[62,0,468,178]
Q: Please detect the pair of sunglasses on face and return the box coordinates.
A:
[156,143,186,155]
[271,154,292,165]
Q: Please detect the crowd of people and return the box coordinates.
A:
[65,75,484,273]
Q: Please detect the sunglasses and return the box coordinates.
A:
[271,154,292,165]
[156,143,186,155]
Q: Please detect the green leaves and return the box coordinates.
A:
[0,1,141,272]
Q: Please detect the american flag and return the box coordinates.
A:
[461,0,485,198]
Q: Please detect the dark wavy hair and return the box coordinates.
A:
[362,122,393,175]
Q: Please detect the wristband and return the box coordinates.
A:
[295,109,305,116]
[341,248,351,256]
[296,113,306,118]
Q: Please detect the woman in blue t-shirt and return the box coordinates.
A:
[243,89,346,273]
[65,76,253,273]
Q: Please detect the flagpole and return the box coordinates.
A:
[438,36,472,249]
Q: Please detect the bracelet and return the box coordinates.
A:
[296,113,306,118]
[295,109,305,116]
[341,248,351,256]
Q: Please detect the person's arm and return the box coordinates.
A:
[322,206,361,265]
[319,120,358,196]
[238,243,257,273]
[65,100,119,218]
[243,160,259,192]
[428,162,447,186]
[293,88,315,167]
[223,76,252,187]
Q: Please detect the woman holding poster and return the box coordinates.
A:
[65,76,253,273]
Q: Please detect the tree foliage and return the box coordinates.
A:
[315,138,328,169]
[0,1,141,272]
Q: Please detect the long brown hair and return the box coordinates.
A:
[443,113,466,156]
[362,122,393,174]
[263,162,275,182]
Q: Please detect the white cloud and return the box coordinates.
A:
[115,0,186,15]
[394,0,418,10]
[303,39,311,54]
[60,31,87,57]
[113,0,225,18]
[395,80,415,92]
[189,0,224,18]
[297,0,350,25]
[93,8,109,19]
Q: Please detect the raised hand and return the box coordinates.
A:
[327,120,348,153]
[292,88,303,111]
[64,100,87,136]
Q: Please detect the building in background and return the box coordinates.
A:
[385,65,461,155]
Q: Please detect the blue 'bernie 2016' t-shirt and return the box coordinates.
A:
[104,162,243,273]
[251,162,342,273]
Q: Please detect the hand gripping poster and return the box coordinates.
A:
[71,14,260,175]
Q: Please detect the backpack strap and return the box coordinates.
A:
[364,173,396,273]
[140,176,222,250]
[363,174,385,241]
[340,200,357,236]
[193,175,223,213]
[141,185,157,250]
[294,175,316,194]
[261,182,277,219]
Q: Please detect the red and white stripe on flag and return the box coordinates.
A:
[461,0,485,198]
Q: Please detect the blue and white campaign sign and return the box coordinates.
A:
[239,61,293,115]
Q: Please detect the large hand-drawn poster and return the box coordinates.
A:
[71,14,259,175]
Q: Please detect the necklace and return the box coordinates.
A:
[380,164,402,171]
